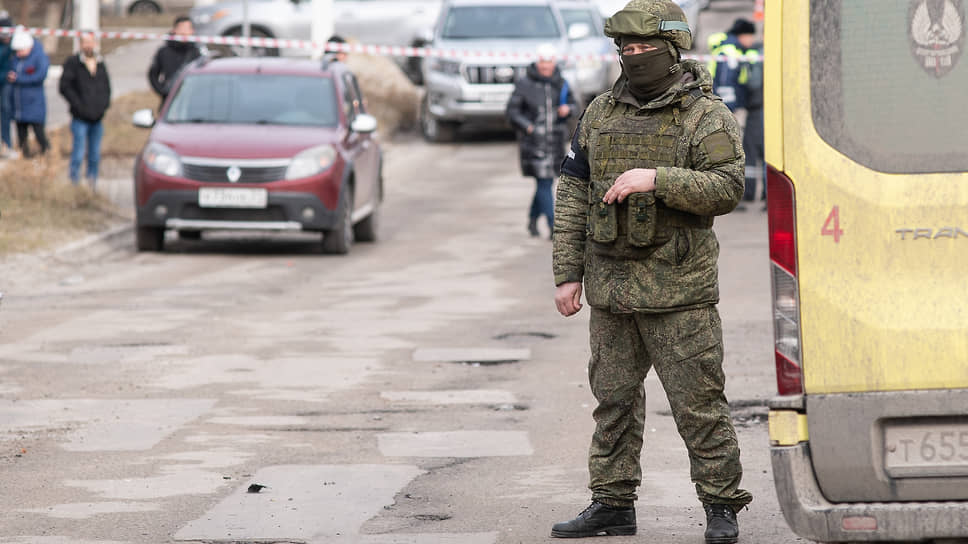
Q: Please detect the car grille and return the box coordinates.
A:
[182,164,289,183]
[464,65,528,84]
[180,204,288,222]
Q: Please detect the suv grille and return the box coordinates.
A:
[182,164,289,183]
[464,65,528,84]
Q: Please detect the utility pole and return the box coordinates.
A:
[310,0,333,60]
[75,0,99,52]
[242,0,250,56]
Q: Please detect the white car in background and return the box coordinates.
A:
[190,0,442,82]
[420,0,613,142]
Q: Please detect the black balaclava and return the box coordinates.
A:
[620,36,681,102]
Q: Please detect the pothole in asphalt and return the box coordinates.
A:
[413,513,452,521]
[493,331,557,340]
[492,403,529,411]
[655,399,768,426]
[412,348,531,366]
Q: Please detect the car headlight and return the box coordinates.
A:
[286,145,337,180]
[143,142,183,178]
[428,58,462,75]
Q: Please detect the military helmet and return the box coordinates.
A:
[604,0,693,50]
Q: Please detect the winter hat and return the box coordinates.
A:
[728,18,755,36]
[11,26,33,51]
[536,43,559,61]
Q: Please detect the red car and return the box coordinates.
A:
[132,56,382,254]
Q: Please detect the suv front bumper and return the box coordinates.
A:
[773,443,968,542]
[424,72,515,122]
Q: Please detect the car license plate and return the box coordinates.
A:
[481,91,509,103]
[884,420,968,477]
[198,187,268,209]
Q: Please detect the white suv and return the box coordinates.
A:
[420,0,612,142]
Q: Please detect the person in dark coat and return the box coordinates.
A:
[148,15,200,107]
[0,13,15,157]
[506,44,577,238]
[8,28,49,157]
[59,31,111,186]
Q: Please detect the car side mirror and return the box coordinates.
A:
[568,22,591,41]
[351,113,378,134]
[132,109,155,128]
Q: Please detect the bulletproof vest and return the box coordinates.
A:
[586,92,713,253]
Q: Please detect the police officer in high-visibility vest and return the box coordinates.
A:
[708,18,755,112]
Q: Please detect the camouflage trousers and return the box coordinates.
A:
[587,305,753,509]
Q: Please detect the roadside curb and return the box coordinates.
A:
[49,221,133,260]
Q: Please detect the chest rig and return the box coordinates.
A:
[586,89,712,250]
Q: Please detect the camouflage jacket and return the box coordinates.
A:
[552,60,744,313]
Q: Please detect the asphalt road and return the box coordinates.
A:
[0,5,802,544]
[0,128,803,543]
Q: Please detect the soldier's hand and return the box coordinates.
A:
[604,168,657,204]
[555,282,583,317]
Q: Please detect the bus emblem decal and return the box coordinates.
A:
[909,0,965,77]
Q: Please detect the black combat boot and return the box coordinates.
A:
[550,501,636,538]
[528,218,539,237]
[703,503,739,544]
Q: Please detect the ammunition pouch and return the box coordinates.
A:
[588,189,714,248]
[588,187,618,243]
[627,192,658,247]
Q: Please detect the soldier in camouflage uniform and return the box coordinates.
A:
[549,1,752,543]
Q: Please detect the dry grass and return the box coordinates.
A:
[345,54,421,138]
[53,90,157,159]
[0,132,122,255]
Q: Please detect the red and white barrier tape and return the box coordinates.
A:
[1,26,763,63]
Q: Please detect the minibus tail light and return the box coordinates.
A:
[767,165,804,396]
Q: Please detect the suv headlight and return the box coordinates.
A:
[143,142,183,178]
[428,58,462,75]
[286,145,337,180]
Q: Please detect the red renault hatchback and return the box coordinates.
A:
[132,56,382,254]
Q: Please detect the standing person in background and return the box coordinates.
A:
[148,15,200,107]
[8,27,49,158]
[0,13,16,158]
[506,43,577,239]
[326,34,349,63]
[59,31,111,187]
[737,40,765,211]
[708,18,755,113]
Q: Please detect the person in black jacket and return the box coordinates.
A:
[147,15,200,107]
[506,44,577,239]
[59,31,110,186]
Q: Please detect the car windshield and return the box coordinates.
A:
[165,73,339,127]
[441,6,560,39]
[560,8,597,32]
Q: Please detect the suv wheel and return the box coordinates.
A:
[420,96,459,143]
[136,225,164,252]
[128,0,162,14]
[323,185,354,255]
[222,28,279,57]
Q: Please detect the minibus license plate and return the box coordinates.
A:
[884,421,968,477]
[198,188,267,209]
